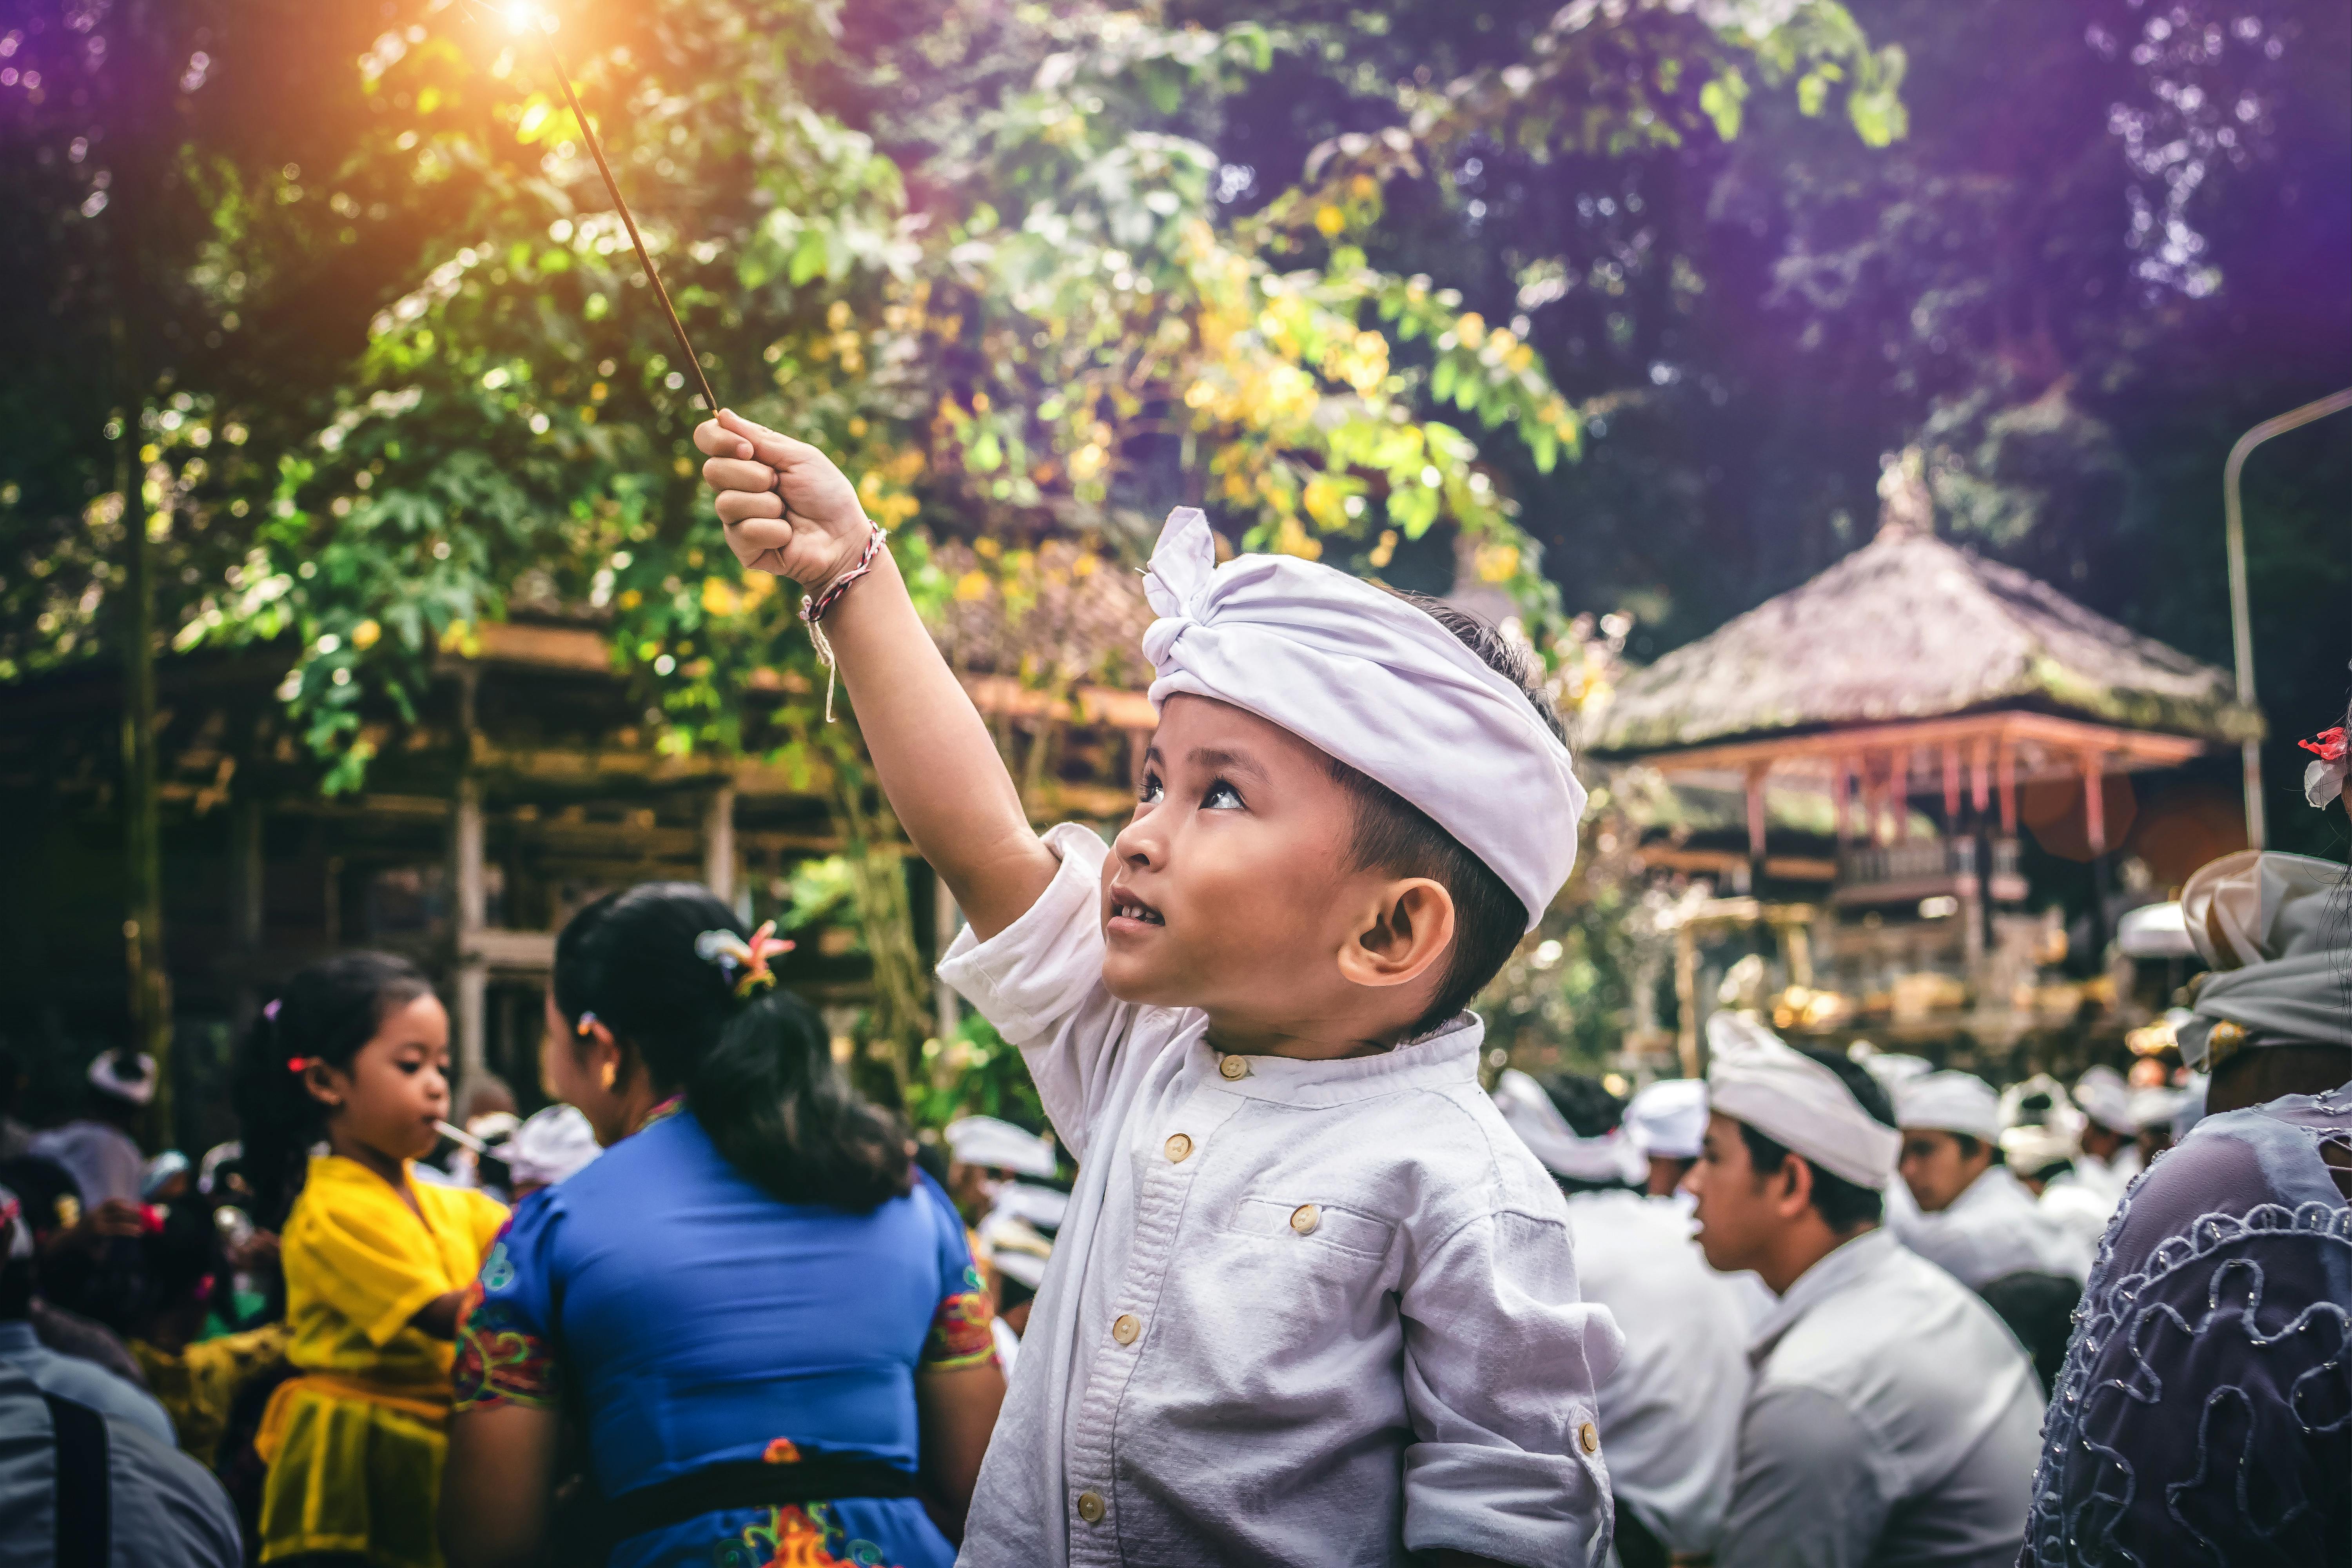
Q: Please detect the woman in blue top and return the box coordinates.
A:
[440,884,1006,1568]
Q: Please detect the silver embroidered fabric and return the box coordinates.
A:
[2018,1083,2352,1566]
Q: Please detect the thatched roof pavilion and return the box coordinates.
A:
[1588,463,2260,862]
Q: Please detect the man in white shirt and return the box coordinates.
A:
[1687,1016,2045,1568]
[1891,1071,2090,1289]
[2064,1065,2143,1200]
[1620,1079,1706,1199]
[1492,1070,1750,1566]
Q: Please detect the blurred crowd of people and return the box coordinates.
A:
[0,850,2341,1568]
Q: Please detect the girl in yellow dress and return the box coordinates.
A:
[232,953,508,1568]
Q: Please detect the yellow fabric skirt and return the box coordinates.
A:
[256,1374,453,1568]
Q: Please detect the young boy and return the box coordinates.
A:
[697,410,1621,1568]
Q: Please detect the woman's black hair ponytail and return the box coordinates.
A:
[232,951,432,1229]
[553,882,913,1212]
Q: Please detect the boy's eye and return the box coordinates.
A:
[1203,779,1244,810]
[1137,771,1163,805]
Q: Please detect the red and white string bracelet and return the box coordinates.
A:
[800,520,886,722]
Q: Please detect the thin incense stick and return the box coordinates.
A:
[435,1118,491,1154]
[536,30,719,412]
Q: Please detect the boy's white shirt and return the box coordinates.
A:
[940,824,1624,1568]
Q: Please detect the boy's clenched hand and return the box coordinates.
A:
[694,408,870,587]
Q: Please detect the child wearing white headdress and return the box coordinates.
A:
[697,411,1621,1567]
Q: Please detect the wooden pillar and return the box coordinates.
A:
[1969,737,1992,818]
[702,783,738,904]
[1941,742,1963,827]
[230,795,265,1029]
[1744,765,1768,884]
[1831,759,1852,845]
[1996,743,2018,837]
[1673,924,1701,1079]
[452,669,487,1088]
[2080,750,2107,856]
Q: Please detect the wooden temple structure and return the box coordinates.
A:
[0,538,1159,1150]
[1586,461,2263,1076]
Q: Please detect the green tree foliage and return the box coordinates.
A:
[1194,0,2345,856]
[4,0,1896,785]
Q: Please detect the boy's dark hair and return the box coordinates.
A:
[1736,1050,1897,1233]
[1950,1132,2004,1166]
[1325,592,1567,1040]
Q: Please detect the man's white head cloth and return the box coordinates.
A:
[2074,1065,2138,1134]
[945,1116,1058,1180]
[1893,1071,2002,1143]
[1491,1070,1646,1185]
[1141,508,1585,931]
[1704,1013,1900,1189]
[1622,1078,1708,1160]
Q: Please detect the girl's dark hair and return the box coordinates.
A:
[233,951,433,1228]
[553,882,912,1212]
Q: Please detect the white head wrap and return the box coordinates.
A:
[1704,1013,1901,1189]
[978,1211,1054,1291]
[989,1181,1071,1233]
[1893,1071,2003,1142]
[1996,1074,2084,1170]
[2129,1083,2193,1137]
[2174,850,2352,1071]
[88,1050,157,1107]
[2073,1065,2138,1134]
[500,1105,603,1190]
[1854,1049,1934,1093]
[141,1150,191,1201]
[198,1141,242,1197]
[1141,508,1584,930]
[945,1116,1059,1180]
[1623,1078,1708,1160]
[1491,1069,1646,1185]
[0,1184,31,1262]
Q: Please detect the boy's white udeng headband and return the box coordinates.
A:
[1140,508,1585,931]
[1704,1013,1901,1189]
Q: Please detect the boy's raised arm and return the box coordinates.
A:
[695,410,1061,940]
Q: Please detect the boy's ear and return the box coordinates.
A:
[1335,877,1456,992]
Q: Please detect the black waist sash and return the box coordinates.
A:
[603,1455,923,1542]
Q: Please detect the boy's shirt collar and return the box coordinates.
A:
[1186,1012,1484,1106]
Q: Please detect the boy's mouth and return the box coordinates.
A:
[1107,887,1165,928]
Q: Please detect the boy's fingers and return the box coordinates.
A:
[723,515,795,560]
[714,489,784,528]
[693,417,754,461]
[704,457,778,494]
[716,407,823,472]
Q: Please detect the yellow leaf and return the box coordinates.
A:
[1314,205,1345,237]
[350,619,381,651]
[617,588,642,610]
[954,570,991,602]
[1456,313,1486,350]
[701,577,742,617]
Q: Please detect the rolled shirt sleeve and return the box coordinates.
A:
[1717,1385,1894,1568]
[1400,1207,1625,1568]
[936,822,1135,1164]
